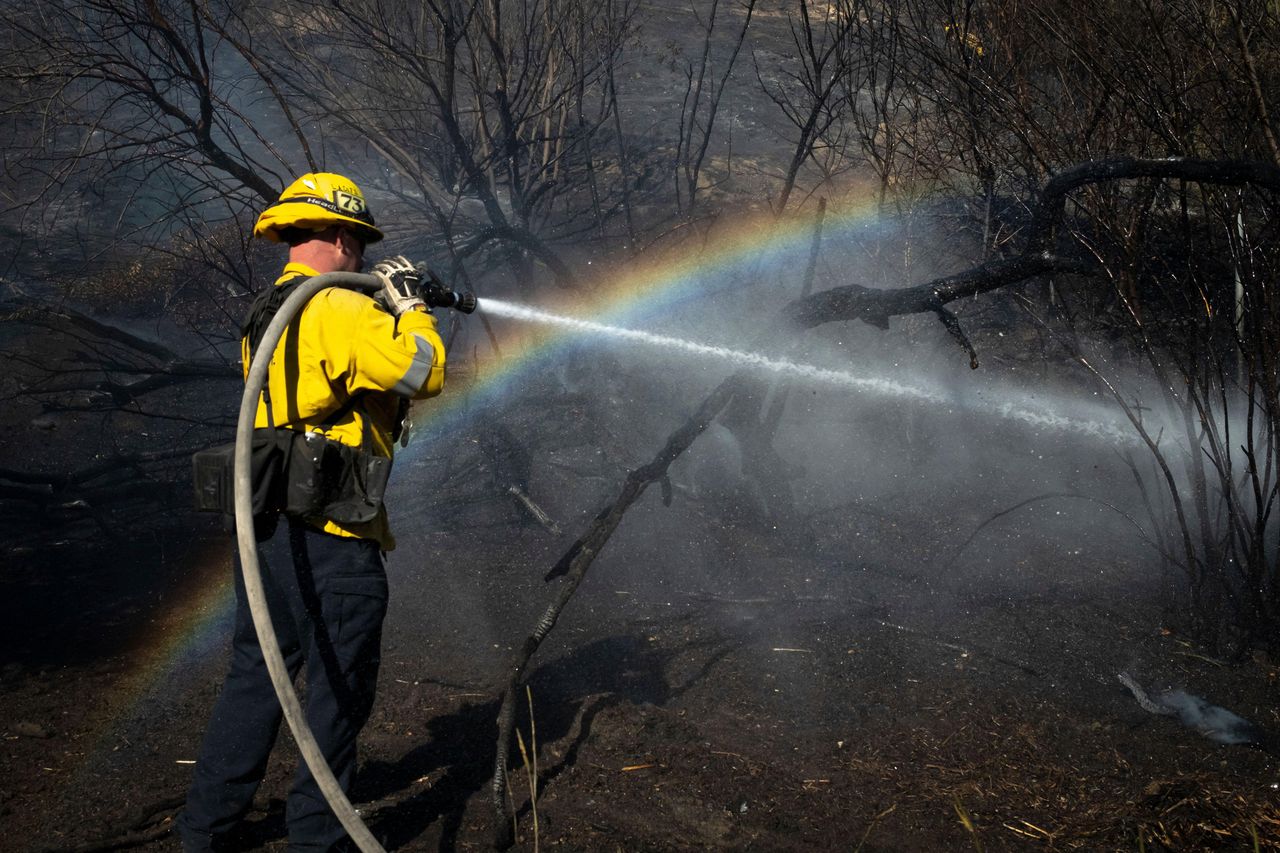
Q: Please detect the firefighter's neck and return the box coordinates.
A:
[289,226,363,274]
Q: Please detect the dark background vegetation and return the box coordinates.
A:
[0,0,1277,850]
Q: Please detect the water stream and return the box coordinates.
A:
[481,298,1145,446]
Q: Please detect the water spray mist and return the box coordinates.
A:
[480,298,1145,445]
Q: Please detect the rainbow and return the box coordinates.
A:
[399,194,891,456]
[126,540,237,681]
[81,192,892,771]
[61,537,234,785]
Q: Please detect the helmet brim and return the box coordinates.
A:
[253,201,385,244]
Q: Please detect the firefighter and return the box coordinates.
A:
[179,172,445,851]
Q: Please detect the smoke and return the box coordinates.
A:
[1155,690,1264,746]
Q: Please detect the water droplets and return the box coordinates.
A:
[481,299,1145,446]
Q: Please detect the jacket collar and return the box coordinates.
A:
[275,261,320,286]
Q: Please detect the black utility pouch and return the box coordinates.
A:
[282,431,390,525]
[192,444,234,514]
[192,430,288,516]
[284,431,334,519]
[323,451,391,525]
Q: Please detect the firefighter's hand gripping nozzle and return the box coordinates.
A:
[372,256,477,315]
[417,264,477,314]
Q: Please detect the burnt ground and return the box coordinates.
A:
[2,320,1279,853]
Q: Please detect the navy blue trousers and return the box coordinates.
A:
[179,517,387,852]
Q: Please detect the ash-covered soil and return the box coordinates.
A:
[2,334,1278,852]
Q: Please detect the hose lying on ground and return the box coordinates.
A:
[234,271,386,853]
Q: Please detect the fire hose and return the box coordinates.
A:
[233,270,473,852]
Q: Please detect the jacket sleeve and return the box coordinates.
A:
[320,290,446,400]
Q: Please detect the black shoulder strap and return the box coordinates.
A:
[241,275,310,364]
[242,275,311,431]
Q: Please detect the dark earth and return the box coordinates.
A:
[1,314,1278,852]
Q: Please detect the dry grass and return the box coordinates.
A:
[512,686,540,852]
[841,689,1280,849]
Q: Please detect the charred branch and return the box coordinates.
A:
[951,492,1160,566]
[453,225,579,289]
[0,445,207,496]
[492,371,749,848]
[5,298,238,404]
[37,794,185,853]
[507,486,561,535]
[930,303,980,369]
[1026,157,1280,251]
[783,252,1096,330]
[676,0,757,211]
[472,423,562,533]
[7,298,183,363]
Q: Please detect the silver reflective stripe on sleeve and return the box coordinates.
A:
[393,333,436,396]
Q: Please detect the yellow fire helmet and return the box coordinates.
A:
[253,172,384,244]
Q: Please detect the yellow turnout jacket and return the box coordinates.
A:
[242,262,445,548]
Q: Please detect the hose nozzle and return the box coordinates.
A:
[418,266,478,314]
